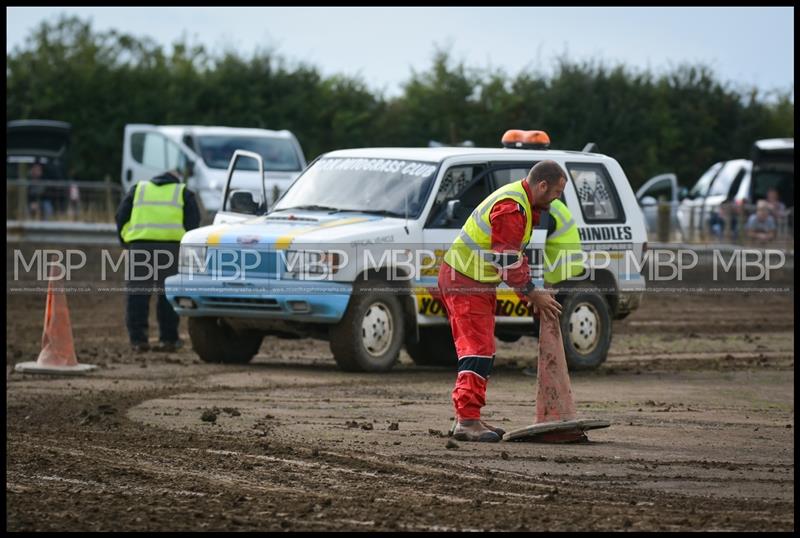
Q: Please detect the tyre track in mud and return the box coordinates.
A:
[6,410,793,531]
[7,372,794,532]
[7,277,795,530]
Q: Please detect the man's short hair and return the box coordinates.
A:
[528,160,565,186]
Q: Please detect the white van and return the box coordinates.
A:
[121,124,307,217]
[166,130,648,373]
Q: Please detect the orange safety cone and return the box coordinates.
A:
[14,265,97,375]
[536,312,578,424]
[503,313,609,443]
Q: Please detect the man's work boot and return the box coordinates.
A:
[452,419,502,442]
[153,339,184,353]
[481,421,506,438]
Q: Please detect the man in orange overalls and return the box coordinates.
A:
[438,160,565,442]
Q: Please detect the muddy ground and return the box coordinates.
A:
[6,288,795,531]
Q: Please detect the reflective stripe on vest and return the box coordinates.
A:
[443,180,533,283]
[120,181,186,242]
[543,199,584,284]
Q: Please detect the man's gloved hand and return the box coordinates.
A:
[525,287,562,322]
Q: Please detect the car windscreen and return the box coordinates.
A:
[689,162,723,198]
[196,136,301,172]
[708,162,747,197]
[272,157,439,218]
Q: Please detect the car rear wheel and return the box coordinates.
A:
[557,283,612,371]
[405,327,457,367]
[496,332,522,343]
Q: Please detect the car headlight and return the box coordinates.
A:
[282,249,342,279]
[179,245,207,274]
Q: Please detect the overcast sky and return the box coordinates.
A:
[6,6,795,99]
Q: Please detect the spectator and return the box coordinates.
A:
[27,163,54,220]
[709,202,738,241]
[745,200,777,243]
[708,208,725,240]
[765,187,787,221]
[67,182,82,220]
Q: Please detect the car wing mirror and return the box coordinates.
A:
[229,190,259,215]
[446,199,462,222]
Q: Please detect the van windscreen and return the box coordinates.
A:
[196,136,300,172]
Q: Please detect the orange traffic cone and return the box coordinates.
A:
[503,313,609,442]
[14,266,96,375]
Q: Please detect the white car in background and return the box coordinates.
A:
[675,159,752,238]
[635,162,751,241]
[635,173,681,240]
[121,124,307,218]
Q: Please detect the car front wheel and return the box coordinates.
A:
[329,285,405,372]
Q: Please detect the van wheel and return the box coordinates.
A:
[558,284,612,371]
[188,317,263,364]
[329,287,404,372]
[406,327,457,367]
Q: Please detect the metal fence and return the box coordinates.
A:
[7,178,123,223]
[646,200,794,249]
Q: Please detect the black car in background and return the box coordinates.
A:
[7,119,71,178]
[7,120,72,218]
[749,138,793,206]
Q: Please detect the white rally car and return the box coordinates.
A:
[166,132,647,372]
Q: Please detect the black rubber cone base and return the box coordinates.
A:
[503,418,610,443]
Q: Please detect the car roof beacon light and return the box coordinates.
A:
[501,129,551,150]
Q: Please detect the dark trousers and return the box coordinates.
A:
[125,243,180,345]
[126,287,179,344]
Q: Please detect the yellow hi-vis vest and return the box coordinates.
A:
[120,181,186,243]
[543,199,584,285]
[443,180,533,283]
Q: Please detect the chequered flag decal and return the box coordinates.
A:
[578,177,610,204]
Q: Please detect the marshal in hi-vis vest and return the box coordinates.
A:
[444,180,533,284]
[443,182,584,285]
[542,199,584,285]
[120,181,186,243]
